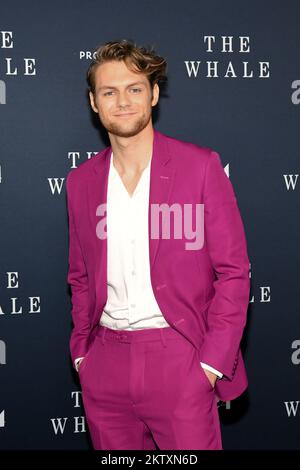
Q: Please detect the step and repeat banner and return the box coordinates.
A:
[0,0,299,450]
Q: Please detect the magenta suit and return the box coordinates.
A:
[66,129,250,449]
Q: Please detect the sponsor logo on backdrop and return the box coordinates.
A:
[50,391,86,435]
[0,31,37,104]
[0,272,41,316]
[48,152,98,195]
[291,340,300,365]
[78,35,270,81]
[0,79,5,104]
[184,36,270,79]
[248,264,270,304]
[0,340,6,364]
[291,80,300,104]
[79,50,97,60]
[249,286,270,304]
[0,410,5,428]
[284,401,300,417]
[283,174,298,190]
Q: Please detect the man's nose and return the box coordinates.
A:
[116,90,131,108]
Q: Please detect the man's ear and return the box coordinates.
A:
[151,83,159,107]
[89,91,98,113]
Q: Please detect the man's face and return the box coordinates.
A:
[89,60,159,138]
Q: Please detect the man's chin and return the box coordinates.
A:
[108,128,140,138]
[104,118,150,138]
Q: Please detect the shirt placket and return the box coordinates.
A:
[127,191,139,325]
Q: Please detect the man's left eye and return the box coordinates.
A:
[131,88,142,93]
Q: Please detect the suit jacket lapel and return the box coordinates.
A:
[88,146,111,309]
[148,130,176,269]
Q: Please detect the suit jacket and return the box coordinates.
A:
[66,128,250,401]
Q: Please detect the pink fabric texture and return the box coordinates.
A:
[79,325,222,450]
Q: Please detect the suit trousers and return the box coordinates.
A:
[78,324,222,450]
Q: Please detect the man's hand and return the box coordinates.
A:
[203,368,218,389]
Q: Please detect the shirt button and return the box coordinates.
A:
[130,303,136,308]
[131,270,136,276]
[131,239,135,244]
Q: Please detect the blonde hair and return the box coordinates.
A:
[87,39,167,95]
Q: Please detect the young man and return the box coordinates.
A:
[66,39,250,450]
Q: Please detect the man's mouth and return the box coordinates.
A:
[114,112,137,117]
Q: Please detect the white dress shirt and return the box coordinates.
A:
[75,151,223,379]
